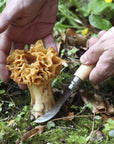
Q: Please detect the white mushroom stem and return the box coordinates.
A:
[28,82,55,119]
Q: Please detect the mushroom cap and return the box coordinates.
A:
[6,40,62,85]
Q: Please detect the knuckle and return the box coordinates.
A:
[89,48,99,61]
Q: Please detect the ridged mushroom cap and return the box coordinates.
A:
[6,40,62,86]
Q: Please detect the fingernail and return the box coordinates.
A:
[80,54,88,64]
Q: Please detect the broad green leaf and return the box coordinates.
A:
[89,14,112,30]
[80,0,114,17]
[87,0,112,15]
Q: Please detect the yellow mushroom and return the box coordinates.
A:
[6,40,62,119]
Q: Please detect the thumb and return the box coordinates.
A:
[43,34,58,52]
[80,42,104,65]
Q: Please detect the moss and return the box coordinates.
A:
[23,117,110,144]
[0,121,20,143]
[12,89,31,108]
[24,117,92,144]
[0,107,113,144]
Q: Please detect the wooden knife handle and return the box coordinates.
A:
[74,64,94,81]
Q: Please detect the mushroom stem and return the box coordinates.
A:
[28,82,55,119]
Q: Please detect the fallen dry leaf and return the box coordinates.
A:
[62,112,74,121]
[106,102,114,115]
[8,120,16,127]
[100,113,114,122]
[22,125,45,142]
[80,90,114,121]
[8,120,15,126]
[81,92,106,114]
[65,28,88,47]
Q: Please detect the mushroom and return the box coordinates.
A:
[6,40,62,119]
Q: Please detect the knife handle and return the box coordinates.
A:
[74,64,94,81]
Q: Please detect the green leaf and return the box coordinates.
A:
[15,114,22,122]
[107,118,114,125]
[68,48,77,56]
[0,103,2,112]
[20,111,25,116]
[23,106,28,112]
[46,121,55,130]
[71,105,79,111]
[89,14,112,30]
[82,103,93,111]
[60,49,65,57]
[0,90,5,94]
[8,102,14,108]
[87,0,109,15]
[94,115,102,120]
[0,0,6,13]
[0,107,2,112]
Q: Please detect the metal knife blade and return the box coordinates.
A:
[34,64,94,123]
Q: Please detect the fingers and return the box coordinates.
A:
[80,28,114,84]
[89,48,114,84]
[80,30,107,64]
[98,30,106,38]
[0,0,21,33]
[80,41,104,64]
[0,64,10,82]
[89,30,106,47]
[0,33,11,82]
[43,34,58,52]
[89,37,98,47]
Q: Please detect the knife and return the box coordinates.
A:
[34,64,94,123]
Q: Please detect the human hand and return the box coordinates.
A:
[80,27,114,84]
[0,0,58,83]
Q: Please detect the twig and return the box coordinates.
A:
[56,126,75,130]
[51,114,94,122]
[0,100,20,110]
[84,114,95,144]
[0,116,9,122]
[0,100,11,103]
[7,93,16,107]
[16,128,23,137]
[71,120,82,129]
